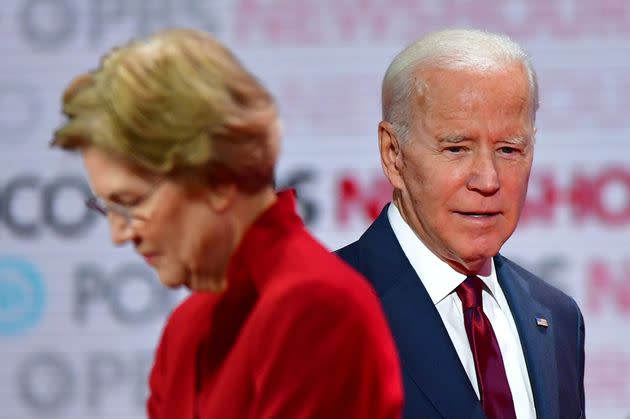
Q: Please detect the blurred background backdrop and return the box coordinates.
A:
[1,0,628,418]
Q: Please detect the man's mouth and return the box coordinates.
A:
[457,212,500,218]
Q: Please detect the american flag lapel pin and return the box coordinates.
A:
[536,317,549,328]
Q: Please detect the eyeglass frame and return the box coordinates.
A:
[85,178,163,227]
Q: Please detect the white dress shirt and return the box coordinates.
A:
[387,203,536,419]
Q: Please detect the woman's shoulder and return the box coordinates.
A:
[160,292,220,338]
[255,260,383,328]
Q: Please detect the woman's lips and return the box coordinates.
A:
[142,253,158,265]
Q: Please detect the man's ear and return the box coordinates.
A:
[207,182,237,213]
[378,121,405,189]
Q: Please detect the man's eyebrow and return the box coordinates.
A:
[502,135,530,145]
[437,134,469,144]
[436,134,531,145]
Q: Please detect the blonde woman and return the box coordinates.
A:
[51,29,403,418]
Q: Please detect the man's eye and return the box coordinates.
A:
[446,146,464,153]
[499,146,518,154]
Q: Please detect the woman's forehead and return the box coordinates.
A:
[82,147,156,194]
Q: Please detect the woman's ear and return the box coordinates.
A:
[206,182,237,213]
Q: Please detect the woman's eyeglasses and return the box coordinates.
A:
[85,180,162,227]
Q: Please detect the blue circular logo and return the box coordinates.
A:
[0,257,46,336]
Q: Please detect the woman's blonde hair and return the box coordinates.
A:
[52,28,279,191]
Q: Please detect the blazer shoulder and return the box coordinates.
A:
[497,254,582,315]
[334,204,393,269]
[263,250,379,313]
[335,239,360,267]
[160,293,219,341]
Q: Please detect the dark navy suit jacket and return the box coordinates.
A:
[336,205,585,419]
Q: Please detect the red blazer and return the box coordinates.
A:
[147,191,403,418]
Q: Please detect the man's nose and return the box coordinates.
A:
[467,150,500,195]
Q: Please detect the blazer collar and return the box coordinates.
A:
[355,205,484,418]
[495,255,559,419]
[357,206,559,418]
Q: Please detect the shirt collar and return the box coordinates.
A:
[387,202,500,305]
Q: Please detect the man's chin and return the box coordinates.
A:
[446,249,496,275]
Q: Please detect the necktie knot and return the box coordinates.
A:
[456,275,483,309]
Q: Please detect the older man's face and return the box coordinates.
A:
[389,63,534,274]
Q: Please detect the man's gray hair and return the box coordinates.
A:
[382,29,539,142]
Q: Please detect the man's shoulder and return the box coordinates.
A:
[496,254,581,313]
[335,205,394,267]
[335,237,361,266]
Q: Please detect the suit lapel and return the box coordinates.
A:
[495,255,559,419]
[356,208,483,418]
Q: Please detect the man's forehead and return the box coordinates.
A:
[413,67,533,115]
[416,63,526,96]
